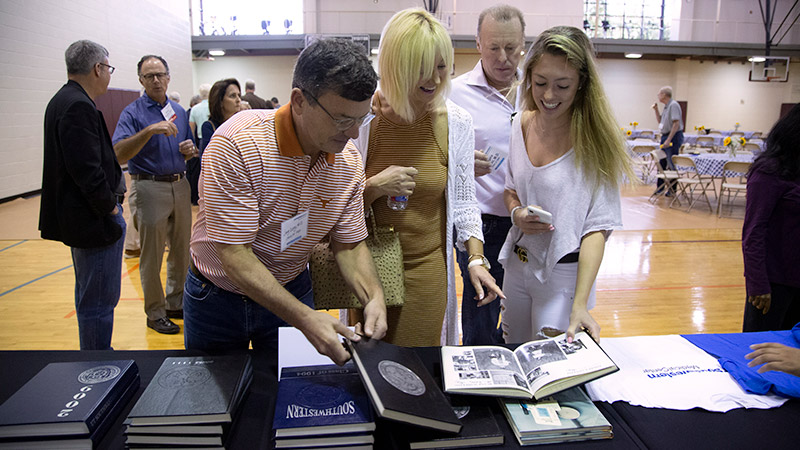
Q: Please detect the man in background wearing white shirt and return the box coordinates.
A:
[450,4,525,345]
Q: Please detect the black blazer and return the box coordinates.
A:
[39,80,123,248]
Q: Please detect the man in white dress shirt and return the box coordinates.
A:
[449,4,525,345]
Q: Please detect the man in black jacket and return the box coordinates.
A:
[39,40,125,350]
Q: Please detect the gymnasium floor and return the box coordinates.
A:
[0,178,748,350]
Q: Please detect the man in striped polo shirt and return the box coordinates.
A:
[184,39,387,365]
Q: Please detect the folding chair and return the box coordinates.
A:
[717,161,752,217]
[743,142,760,152]
[649,149,680,204]
[729,131,745,137]
[630,145,657,184]
[750,131,763,139]
[669,155,714,212]
[695,136,716,151]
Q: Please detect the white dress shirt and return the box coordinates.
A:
[449,61,522,217]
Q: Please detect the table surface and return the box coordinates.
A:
[682,153,754,177]
[1,347,799,450]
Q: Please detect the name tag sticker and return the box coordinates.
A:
[483,145,508,171]
[161,103,177,122]
[280,210,309,252]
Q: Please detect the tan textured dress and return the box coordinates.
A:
[357,105,450,346]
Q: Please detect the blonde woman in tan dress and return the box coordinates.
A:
[350,8,504,346]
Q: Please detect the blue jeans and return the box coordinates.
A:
[657,130,684,190]
[70,205,126,350]
[456,214,510,345]
[183,267,314,353]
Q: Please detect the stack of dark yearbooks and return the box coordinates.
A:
[345,338,505,450]
[0,360,140,449]
[123,355,252,449]
[272,364,376,450]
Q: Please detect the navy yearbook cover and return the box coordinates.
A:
[0,360,138,439]
[273,364,375,438]
[126,355,252,426]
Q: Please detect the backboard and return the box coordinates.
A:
[749,56,790,82]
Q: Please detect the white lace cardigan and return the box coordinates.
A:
[345,99,484,345]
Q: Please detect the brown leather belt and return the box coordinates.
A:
[189,261,211,284]
[130,172,185,182]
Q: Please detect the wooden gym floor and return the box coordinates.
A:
[0,177,748,350]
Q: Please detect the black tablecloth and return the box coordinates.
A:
[1,348,798,449]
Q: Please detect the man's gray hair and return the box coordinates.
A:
[245,79,256,91]
[65,40,108,75]
[477,4,526,35]
[198,83,212,99]
[660,86,673,98]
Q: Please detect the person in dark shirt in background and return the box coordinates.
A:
[241,79,270,109]
[742,103,800,332]
[40,40,125,350]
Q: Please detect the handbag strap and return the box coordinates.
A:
[367,206,378,234]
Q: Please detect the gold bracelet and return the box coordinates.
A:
[468,253,485,262]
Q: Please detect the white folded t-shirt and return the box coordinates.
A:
[585,335,787,412]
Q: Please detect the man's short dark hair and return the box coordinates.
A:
[65,40,108,75]
[292,38,378,103]
[137,55,170,76]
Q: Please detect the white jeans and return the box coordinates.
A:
[500,255,596,343]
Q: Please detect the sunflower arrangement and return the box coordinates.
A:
[723,135,747,156]
[629,121,639,131]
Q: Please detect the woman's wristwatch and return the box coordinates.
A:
[467,253,491,270]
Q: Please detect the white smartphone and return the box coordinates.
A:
[527,205,553,224]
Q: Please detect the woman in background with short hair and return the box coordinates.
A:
[199,78,241,155]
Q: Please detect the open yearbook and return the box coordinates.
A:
[441,331,618,400]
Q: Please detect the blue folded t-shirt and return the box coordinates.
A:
[682,323,800,398]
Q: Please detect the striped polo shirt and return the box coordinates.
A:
[190,104,368,293]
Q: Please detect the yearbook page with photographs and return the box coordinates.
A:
[441,331,618,400]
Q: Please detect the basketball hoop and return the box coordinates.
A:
[749,56,790,83]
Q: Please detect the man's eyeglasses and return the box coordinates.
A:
[98,63,115,75]
[303,90,374,131]
[140,72,169,82]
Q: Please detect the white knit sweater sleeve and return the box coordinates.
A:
[447,100,483,250]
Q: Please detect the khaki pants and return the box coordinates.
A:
[131,177,191,319]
